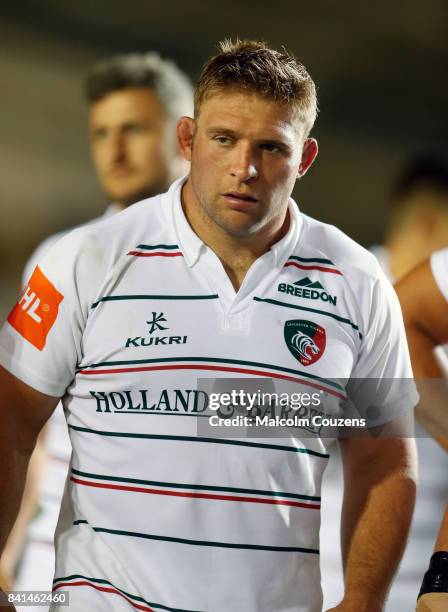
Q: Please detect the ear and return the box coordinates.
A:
[298,138,318,178]
[177,116,195,162]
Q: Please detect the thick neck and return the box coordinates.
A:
[181,180,290,291]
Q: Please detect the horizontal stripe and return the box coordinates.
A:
[54,580,154,611]
[72,520,319,554]
[70,477,320,509]
[78,362,345,399]
[254,296,362,339]
[136,244,180,250]
[128,251,183,258]
[284,261,342,275]
[78,355,345,393]
[53,574,201,612]
[110,411,210,417]
[91,294,219,308]
[288,255,335,265]
[71,468,321,501]
[68,425,330,458]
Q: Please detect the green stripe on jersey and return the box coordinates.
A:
[73,521,319,554]
[53,574,200,612]
[91,294,219,308]
[68,426,329,458]
[288,255,334,265]
[254,297,362,339]
[71,468,321,502]
[136,244,180,250]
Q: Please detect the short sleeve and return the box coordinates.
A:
[0,228,103,397]
[347,268,419,425]
[21,231,67,289]
[430,248,448,303]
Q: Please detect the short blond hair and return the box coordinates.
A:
[195,39,318,135]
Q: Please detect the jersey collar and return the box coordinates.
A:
[169,175,302,268]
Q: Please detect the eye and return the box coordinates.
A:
[92,128,108,141]
[261,143,282,153]
[124,124,147,135]
[214,135,232,145]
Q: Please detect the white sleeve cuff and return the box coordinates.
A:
[430,249,448,303]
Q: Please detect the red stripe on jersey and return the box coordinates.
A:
[53,581,154,611]
[70,477,320,509]
[78,363,346,400]
[284,262,342,275]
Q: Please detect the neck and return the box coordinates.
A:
[181,180,290,290]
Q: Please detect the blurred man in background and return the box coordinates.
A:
[371,153,448,281]
[321,153,448,610]
[22,52,193,278]
[0,51,193,605]
[396,249,448,611]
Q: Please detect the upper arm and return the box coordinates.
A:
[0,226,105,399]
[396,259,448,379]
[0,366,59,453]
[348,267,418,428]
[396,260,448,348]
[340,415,418,480]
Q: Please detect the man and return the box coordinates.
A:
[0,40,417,612]
[22,51,193,278]
[396,250,448,610]
[322,154,448,610]
[0,51,193,599]
[371,153,448,282]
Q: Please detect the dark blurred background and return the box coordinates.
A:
[1,0,447,316]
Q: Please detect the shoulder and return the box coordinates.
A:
[297,214,397,337]
[299,214,381,281]
[41,195,166,275]
[31,194,168,313]
[23,229,71,287]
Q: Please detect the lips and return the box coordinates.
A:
[108,165,134,177]
[222,192,259,211]
[223,191,258,202]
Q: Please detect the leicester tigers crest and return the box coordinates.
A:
[284,319,326,366]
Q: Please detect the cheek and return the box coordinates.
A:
[134,135,166,166]
[91,146,108,175]
[264,161,296,189]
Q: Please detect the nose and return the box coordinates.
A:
[229,143,258,182]
[108,130,126,164]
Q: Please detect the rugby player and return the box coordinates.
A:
[396,250,448,610]
[0,40,417,612]
[0,51,192,604]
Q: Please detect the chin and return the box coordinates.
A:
[217,221,262,238]
[106,186,164,207]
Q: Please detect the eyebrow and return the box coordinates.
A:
[206,127,240,138]
[206,126,292,149]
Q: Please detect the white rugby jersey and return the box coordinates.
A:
[0,177,417,612]
[431,248,448,301]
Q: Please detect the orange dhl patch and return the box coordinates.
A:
[7,266,64,351]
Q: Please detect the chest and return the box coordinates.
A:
[76,257,361,397]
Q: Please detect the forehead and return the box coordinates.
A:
[197,91,302,139]
[89,87,166,126]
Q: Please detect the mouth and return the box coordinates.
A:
[222,192,259,209]
[109,166,133,177]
